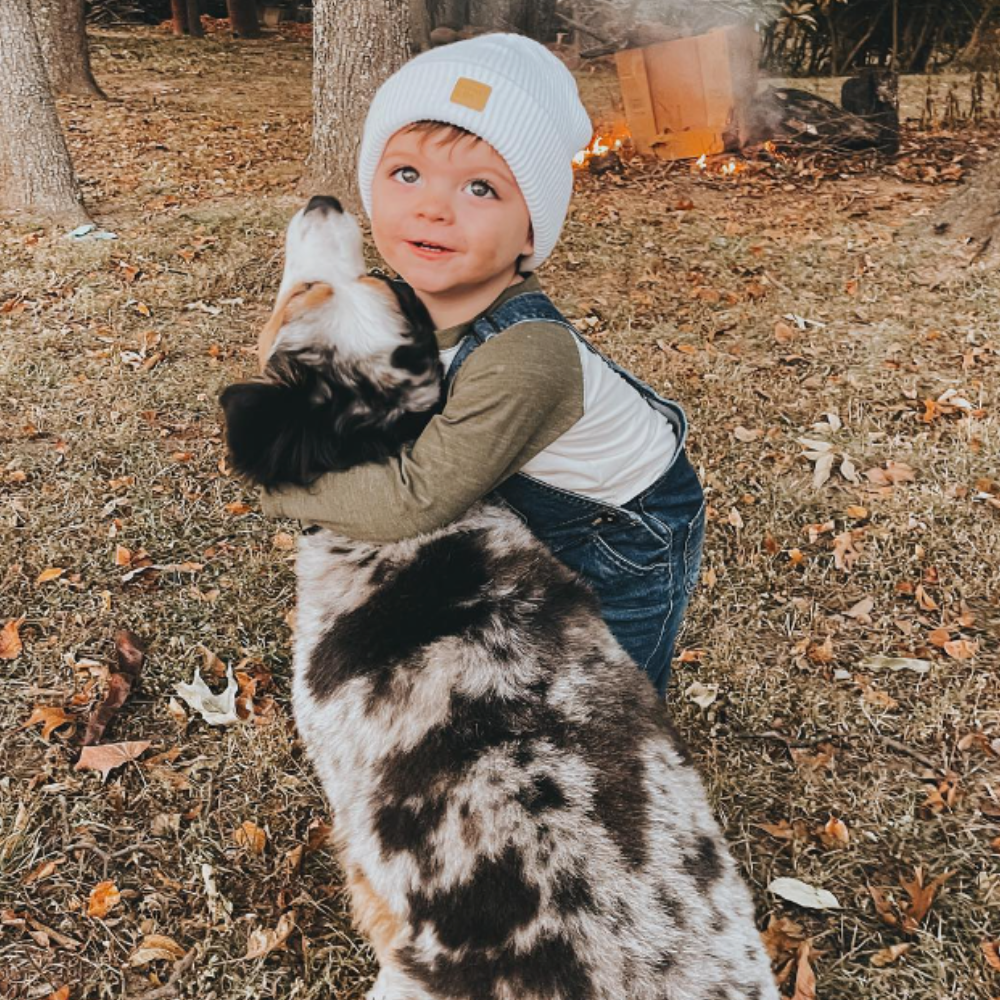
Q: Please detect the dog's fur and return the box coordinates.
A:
[220,196,779,1000]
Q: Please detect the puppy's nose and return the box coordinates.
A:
[305,195,344,216]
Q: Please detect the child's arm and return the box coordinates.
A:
[259,324,583,541]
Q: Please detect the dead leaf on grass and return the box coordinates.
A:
[175,666,240,725]
[760,914,807,961]
[81,630,146,746]
[0,617,25,659]
[768,877,841,910]
[23,859,62,885]
[844,595,874,623]
[982,939,1000,971]
[899,867,953,934]
[791,941,817,1000]
[832,530,864,572]
[47,987,70,1000]
[859,654,931,675]
[871,942,911,967]
[818,816,850,849]
[22,706,75,740]
[242,910,295,960]
[685,681,719,709]
[129,933,186,966]
[75,741,152,781]
[87,880,121,918]
[36,567,65,584]
[233,821,267,855]
[944,638,978,660]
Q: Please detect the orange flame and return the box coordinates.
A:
[574,124,631,168]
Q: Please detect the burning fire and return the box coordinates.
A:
[694,152,747,177]
[574,124,631,168]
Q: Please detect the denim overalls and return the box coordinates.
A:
[445,288,706,696]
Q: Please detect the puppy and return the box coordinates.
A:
[221,196,779,1000]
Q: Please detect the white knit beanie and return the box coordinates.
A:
[358,33,593,272]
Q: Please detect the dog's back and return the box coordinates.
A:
[291,508,776,1000]
[221,199,778,1000]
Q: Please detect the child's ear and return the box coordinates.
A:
[521,223,534,258]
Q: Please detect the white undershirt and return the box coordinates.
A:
[441,338,678,506]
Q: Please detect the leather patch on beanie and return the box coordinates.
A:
[450,77,492,112]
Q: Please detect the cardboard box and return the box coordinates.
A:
[615,25,759,161]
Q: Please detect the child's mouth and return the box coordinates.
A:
[408,240,454,256]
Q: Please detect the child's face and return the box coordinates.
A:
[370,128,534,325]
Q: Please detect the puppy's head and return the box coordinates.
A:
[220,196,442,490]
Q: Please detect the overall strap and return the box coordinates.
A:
[443,288,687,449]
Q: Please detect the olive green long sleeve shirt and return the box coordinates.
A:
[259,276,584,542]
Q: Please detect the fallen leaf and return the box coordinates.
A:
[859,654,931,675]
[982,939,1000,972]
[684,681,719,709]
[22,706,75,740]
[233,821,267,855]
[944,638,977,660]
[87,880,121,918]
[734,425,763,442]
[871,942,911,967]
[75,741,152,781]
[927,627,952,648]
[818,816,850,849]
[47,988,70,1000]
[757,819,796,841]
[175,666,240,726]
[23,859,62,885]
[760,914,807,961]
[0,617,25,659]
[768,877,841,910]
[727,507,744,529]
[226,501,252,516]
[81,630,147,746]
[36,567,65,584]
[900,867,953,934]
[129,933,186,966]
[832,530,863,572]
[844,596,874,622]
[791,941,817,1000]
[242,910,295,960]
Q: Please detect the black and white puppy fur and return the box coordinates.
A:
[220,197,779,1000]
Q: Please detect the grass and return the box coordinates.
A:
[2,25,999,1000]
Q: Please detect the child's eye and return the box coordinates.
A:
[391,166,420,185]
[465,179,497,199]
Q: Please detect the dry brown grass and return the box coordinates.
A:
[2,27,999,1000]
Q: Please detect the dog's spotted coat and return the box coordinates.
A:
[221,197,780,1000]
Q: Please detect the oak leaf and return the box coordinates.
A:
[899,867,953,934]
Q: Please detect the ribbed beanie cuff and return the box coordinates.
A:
[358,33,592,272]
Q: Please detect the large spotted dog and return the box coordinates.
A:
[221,196,779,1000]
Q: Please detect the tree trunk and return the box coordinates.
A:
[170,0,187,35]
[29,0,104,97]
[468,0,527,31]
[431,0,466,30]
[186,0,204,38]
[226,0,260,38]
[306,0,410,208]
[0,0,89,223]
[935,157,1000,264]
[408,0,431,53]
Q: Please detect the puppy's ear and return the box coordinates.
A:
[386,278,434,340]
[219,364,330,490]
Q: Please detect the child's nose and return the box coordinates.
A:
[413,186,453,224]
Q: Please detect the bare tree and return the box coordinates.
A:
[307,0,410,205]
[0,0,89,223]
[226,0,260,39]
[30,0,104,97]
